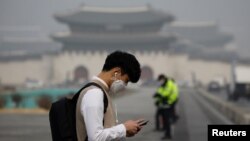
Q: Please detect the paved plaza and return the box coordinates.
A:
[0,87,233,141]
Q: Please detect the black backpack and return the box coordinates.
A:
[49,82,108,141]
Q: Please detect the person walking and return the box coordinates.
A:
[76,50,144,141]
[153,74,179,140]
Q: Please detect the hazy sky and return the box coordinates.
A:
[0,0,249,56]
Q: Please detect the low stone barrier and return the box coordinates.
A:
[196,88,250,124]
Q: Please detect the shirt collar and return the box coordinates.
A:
[92,76,109,89]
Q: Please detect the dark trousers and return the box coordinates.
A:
[162,108,172,138]
[170,100,179,123]
[155,108,164,130]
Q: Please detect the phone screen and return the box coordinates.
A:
[138,120,149,126]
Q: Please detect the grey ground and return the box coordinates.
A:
[0,87,236,141]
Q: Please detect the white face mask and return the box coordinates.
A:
[110,79,126,93]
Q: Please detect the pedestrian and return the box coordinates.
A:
[153,74,179,140]
[76,50,144,141]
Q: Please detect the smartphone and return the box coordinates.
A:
[138,120,149,126]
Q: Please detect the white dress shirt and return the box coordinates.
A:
[81,76,126,141]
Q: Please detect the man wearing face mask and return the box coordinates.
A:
[75,51,143,141]
[153,74,179,140]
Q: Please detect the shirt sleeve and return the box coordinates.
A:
[81,88,126,141]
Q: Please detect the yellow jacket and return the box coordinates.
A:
[156,79,179,105]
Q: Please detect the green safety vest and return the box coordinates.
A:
[156,80,179,105]
[169,81,179,105]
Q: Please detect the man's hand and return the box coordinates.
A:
[123,120,142,137]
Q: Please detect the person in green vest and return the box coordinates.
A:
[153,74,179,140]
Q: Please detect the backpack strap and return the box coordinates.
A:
[73,82,108,113]
[75,82,109,141]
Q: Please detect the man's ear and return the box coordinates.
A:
[112,67,121,75]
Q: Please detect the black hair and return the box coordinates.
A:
[102,51,141,83]
[157,74,166,81]
[157,74,168,86]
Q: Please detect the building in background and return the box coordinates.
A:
[0,5,247,87]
